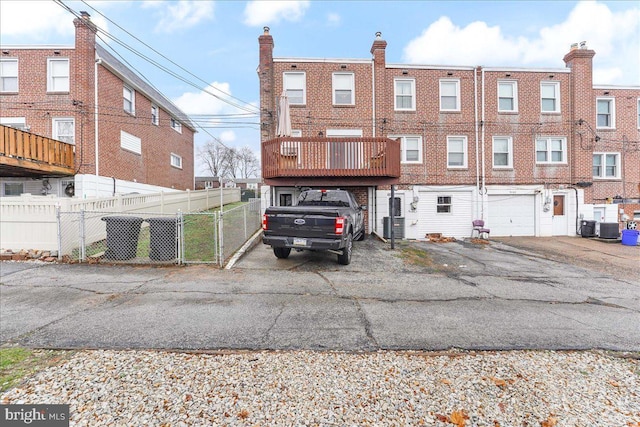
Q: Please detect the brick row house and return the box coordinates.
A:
[0,12,195,198]
[258,29,640,238]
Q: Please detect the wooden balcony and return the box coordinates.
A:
[262,137,400,186]
[0,125,75,178]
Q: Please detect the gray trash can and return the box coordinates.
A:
[146,217,178,261]
[101,216,143,260]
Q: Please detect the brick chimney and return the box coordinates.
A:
[563,41,596,186]
[73,11,97,174]
[258,27,275,141]
[371,32,387,137]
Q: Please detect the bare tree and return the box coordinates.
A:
[199,140,260,180]
[236,146,259,178]
[199,139,230,178]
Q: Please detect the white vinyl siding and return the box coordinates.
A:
[123,86,135,115]
[498,80,518,112]
[541,81,560,113]
[439,79,460,111]
[332,72,354,105]
[394,78,415,111]
[593,153,620,179]
[447,136,468,168]
[47,58,69,92]
[283,72,306,105]
[536,137,566,164]
[596,98,615,129]
[52,118,75,144]
[120,130,141,154]
[170,153,182,169]
[0,59,18,92]
[492,136,513,168]
[417,189,474,239]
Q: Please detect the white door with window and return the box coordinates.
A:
[552,193,568,235]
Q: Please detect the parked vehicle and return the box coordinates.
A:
[262,189,366,265]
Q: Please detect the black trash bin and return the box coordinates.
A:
[580,220,596,238]
[101,216,143,260]
[146,217,178,261]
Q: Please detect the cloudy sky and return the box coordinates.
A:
[1,0,638,174]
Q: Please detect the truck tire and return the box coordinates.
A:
[273,247,291,259]
[356,229,366,241]
[337,234,353,265]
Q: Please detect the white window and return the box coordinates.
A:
[0,59,18,92]
[536,137,566,164]
[52,118,75,144]
[593,153,620,179]
[0,117,27,130]
[394,78,415,111]
[541,81,560,113]
[447,136,468,168]
[498,80,518,112]
[170,118,182,133]
[3,182,24,196]
[151,105,159,126]
[492,136,513,168]
[596,98,615,129]
[123,86,135,114]
[637,98,640,129]
[391,135,422,163]
[47,58,69,92]
[437,196,452,214]
[120,130,141,154]
[332,72,354,105]
[170,153,182,169]
[440,79,460,111]
[283,72,306,105]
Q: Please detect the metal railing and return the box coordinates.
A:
[57,199,262,266]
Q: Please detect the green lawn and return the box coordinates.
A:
[0,347,71,392]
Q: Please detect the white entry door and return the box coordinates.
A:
[552,194,568,235]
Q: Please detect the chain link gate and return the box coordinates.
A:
[56,199,261,266]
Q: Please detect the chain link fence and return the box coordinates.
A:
[57,199,262,266]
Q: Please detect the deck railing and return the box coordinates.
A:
[0,125,74,174]
[262,137,400,179]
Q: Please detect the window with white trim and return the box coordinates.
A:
[498,80,517,112]
[47,58,69,92]
[0,117,27,130]
[437,196,452,214]
[596,98,615,129]
[440,79,460,111]
[52,118,75,144]
[332,72,354,105]
[394,78,415,111]
[123,85,135,114]
[447,136,468,168]
[536,137,566,164]
[283,72,306,105]
[541,81,560,113]
[637,98,639,129]
[391,135,422,163]
[120,130,141,154]
[170,118,182,133]
[0,59,18,92]
[492,136,513,168]
[151,105,159,126]
[593,153,620,179]
[3,182,24,196]
[170,153,182,169]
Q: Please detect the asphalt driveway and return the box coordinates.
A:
[1,236,638,351]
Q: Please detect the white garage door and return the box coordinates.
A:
[417,191,473,239]
[488,195,536,236]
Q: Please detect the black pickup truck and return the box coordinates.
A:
[262,189,366,265]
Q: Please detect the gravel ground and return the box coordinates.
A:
[2,350,639,426]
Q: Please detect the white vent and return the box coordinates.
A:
[121,130,141,154]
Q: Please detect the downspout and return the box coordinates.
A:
[474,67,480,217]
[480,68,486,220]
[94,55,100,181]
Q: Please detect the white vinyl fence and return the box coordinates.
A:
[1,188,240,252]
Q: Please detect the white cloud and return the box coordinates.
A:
[173,81,237,115]
[0,1,109,42]
[142,0,214,33]
[327,13,341,27]
[402,1,640,85]
[219,130,237,144]
[243,1,310,26]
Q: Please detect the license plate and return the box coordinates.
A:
[293,238,307,246]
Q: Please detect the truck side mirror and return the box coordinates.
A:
[360,205,367,211]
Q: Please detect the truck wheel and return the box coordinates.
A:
[273,247,291,259]
[337,234,353,265]
[356,229,366,241]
